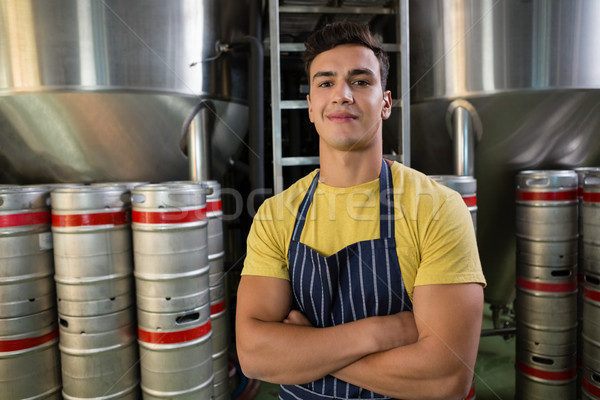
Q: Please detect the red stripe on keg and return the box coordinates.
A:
[0,211,50,228]
[516,189,577,202]
[138,320,211,344]
[516,360,576,381]
[0,328,58,352]
[516,277,577,293]
[462,195,477,208]
[211,300,226,316]
[52,211,129,227]
[583,191,600,203]
[207,200,222,212]
[583,376,600,397]
[584,287,600,302]
[131,207,206,224]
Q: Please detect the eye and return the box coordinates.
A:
[353,79,370,86]
[317,81,333,88]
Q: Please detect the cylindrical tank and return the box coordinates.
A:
[0,0,251,184]
[410,0,600,306]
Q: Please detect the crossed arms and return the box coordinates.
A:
[235,275,484,400]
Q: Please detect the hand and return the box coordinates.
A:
[283,309,312,326]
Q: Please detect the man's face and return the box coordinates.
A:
[307,44,392,153]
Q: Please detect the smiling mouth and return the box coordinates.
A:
[327,112,357,122]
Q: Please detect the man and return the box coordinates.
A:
[236,21,486,400]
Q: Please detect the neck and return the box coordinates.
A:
[318,145,383,187]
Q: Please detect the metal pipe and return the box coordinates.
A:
[452,105,475,176]
[480,327,516,337]
[187,104,211,181]
[446,99,482,177]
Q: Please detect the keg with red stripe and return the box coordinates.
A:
[132,183,214,399]
[201,180,225,287]
[50,185,140,398]
[515,350,577,399]
[583,171,600,275]
[51,185,135,316]
[516,262,578,356]
[201,180,231,400]
[0,186,61,399]
[132,183,210,313]
[515,170,578,242]
[137,303,214,399]
[0,310,61,399]
[576,167,600,232]
[429,175,477,231]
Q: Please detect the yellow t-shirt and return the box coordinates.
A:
[242,161,486,301]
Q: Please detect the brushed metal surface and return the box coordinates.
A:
[410,0,600,305]
[0,0,250,184]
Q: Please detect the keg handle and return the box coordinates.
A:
[131,193,146,204]
[175,311,201,325]
[584,176,600,186]
[525,178,550,186]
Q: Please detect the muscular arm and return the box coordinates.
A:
[332,283,484,400]
[235,275,418,385]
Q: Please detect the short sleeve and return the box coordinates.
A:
[414,191,486,287]
[242,200,291,280]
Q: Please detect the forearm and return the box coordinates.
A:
[332,338,474,400]
[237,316,383,385]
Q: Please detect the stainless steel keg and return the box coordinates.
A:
[132,183,213,399]
[0,187,61,399]
[515,170,579,242]
[51,185,134,316]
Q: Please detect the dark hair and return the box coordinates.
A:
[303,21,390,91]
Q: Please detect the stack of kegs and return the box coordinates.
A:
[514,170,579,399]
[51,185,140,399]
[0,186,61,399]
[132,182,214,399]
[202,180,230,400]
[581,170,600,398]
[428,175,477,231]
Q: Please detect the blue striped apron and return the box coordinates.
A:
[280,160,413,400]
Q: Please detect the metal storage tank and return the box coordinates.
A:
[409,0,600,309]
[0,0,254,184]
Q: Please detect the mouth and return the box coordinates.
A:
[326,111,358,122]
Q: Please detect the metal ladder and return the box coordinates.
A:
[268,0,411,194]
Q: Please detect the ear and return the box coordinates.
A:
[381,90,392,120]
[307,94,315,123]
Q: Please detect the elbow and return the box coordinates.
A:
[236,340,282,383]
[237,349,262,380]
[437,370,474,400]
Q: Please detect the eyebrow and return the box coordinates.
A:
[311,68,377,83]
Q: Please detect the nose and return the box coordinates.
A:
[332,82,353,104]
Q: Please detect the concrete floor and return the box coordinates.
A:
[245,304,517,400]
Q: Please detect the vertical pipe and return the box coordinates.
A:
[187,107,211,182]
[452,106,475,176]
